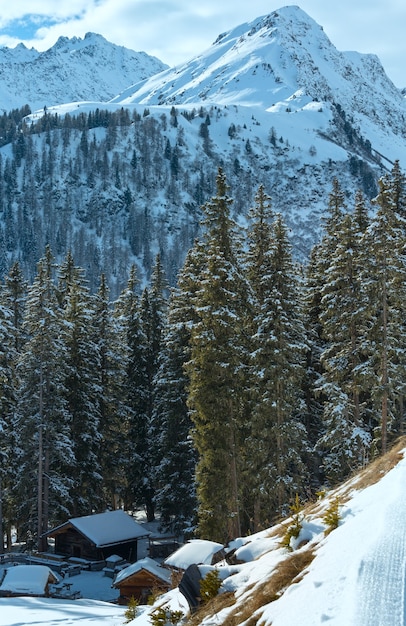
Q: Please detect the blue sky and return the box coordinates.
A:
[0,1,404,87]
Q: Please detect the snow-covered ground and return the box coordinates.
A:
[127,444,406,625]
[260,451,406,625]
[0,566,124,625]
[228,446,406,626]
[0,596,125,626]
[1,448,406,625]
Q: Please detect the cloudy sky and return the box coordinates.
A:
[0,1,404,87]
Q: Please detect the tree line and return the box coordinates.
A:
[0,162,405,550]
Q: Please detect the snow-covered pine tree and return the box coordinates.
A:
[151,283,197,536]
[57,252,104,516]
[0,290,17,553]
[362,164,406,453]
[14,246,74,548]
[151,243,206,532]
[113,265,151,514]
[302,245,325,482]
[246,202,309,524]
[0,261,27,549]
[112,264,139,511]
[123,256,167,521]
[316,197,372,481]
[92,274,127,509]
[185,168,251,542]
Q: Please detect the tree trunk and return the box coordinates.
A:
[38,424,43,552]
[381,278,388,455]
[0,477,3,554]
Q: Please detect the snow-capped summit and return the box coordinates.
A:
[111,5,405,139]
[0,33,168,112]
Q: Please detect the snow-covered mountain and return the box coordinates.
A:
[1,5,406,292]
[0,32,168,112]
[111,5,406,158]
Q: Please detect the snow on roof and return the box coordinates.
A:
[164,539,224,570]
[71,510,149,546]
[49,510,149,546]
[113,557,171,586]
[0,565,58,596]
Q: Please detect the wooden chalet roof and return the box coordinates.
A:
[113,557,171,587]
[44,510,150,547]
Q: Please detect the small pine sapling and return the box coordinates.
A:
[124,596,139,623]
[149,606,184,625]
[323,497,341,535]
[199,569,222,604]
[280,494,303,551]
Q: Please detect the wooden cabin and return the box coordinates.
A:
[112,557,171,605]
[0,565,58,597]
[43,510,149,563]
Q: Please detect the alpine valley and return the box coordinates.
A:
[1,5,406,294]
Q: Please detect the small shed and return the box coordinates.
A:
[113,556,172,605]
[44,510,149,562]
[0,565,59,597]
[164,539,225,572]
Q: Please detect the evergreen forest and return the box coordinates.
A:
[0,104,379,299]
[0,161,405,550]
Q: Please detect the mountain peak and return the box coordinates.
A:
[111,5,403,142]
[0,33,167,112]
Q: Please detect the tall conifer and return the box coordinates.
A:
[14,247,73,547]
[246,204,309,523]
[185,168,250,542]
[57,252,103,516]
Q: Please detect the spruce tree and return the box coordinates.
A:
[362,166,406,453]
[92,274,127,509]
[316,202,372,481]
[132,255,167,521]
[302,245,325,481]
[113,266,147,513]
[14,247,73,547]
[246,206,309,524]
[0,292,16,552]
[57,252,103,516]
[0,262,27,549]
[185,168,250,542]
[151,285,197,536]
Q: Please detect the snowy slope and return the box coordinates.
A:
[1,5,406,290]
[122,441,406,625]
[0,33,167,113]
[108,4,406,170]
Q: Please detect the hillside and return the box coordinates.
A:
[0,6,406,292]
[127,438,406,625]
[111,6,406,163]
